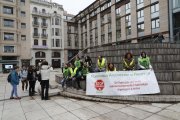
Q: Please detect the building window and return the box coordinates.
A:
[4,33,14,40]
[107,2,111,7]
[116,0,120,3]
[116,30,121,41]
[126,27,131,36]
[101,6,105,11]
[52,52,60,58]
[126,15,131,26]
[20,0,25,5]
[116,7,121,16]
[5,0,14,2]
[151,3,159,13]
[21,35,26,41]
[68,35,71,46]
[101,35,105,44]
[33,7,37,12]
[34,39,38,45]
[35,52,46,58]
[3,6,13,14]
[173,0,180,9]
[4,46,15,53]
[21,23,26,28]
[55,18,60,25]
[137,0,143,5]
[52,28,54,36]
[108,33,112,43]
[137,10,144,18]
[42,40,47,46]
[56,39,60,47]
[4,19,14,27]
[21,11,26,17]
[42,9,46,13]
[152,18,160,29]
[55,28,60,36]
[126,2,131,14]
[138,23,144,32]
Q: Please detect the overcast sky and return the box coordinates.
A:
[52,0,95,15]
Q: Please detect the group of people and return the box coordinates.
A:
[9,61,52,100]
[62,51,152,90]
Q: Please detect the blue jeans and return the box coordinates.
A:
[11,84,18,97]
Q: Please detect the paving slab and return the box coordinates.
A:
[119,107,152,119]
[144,114,174,120]
[52,112,80,120]
[130,104,162,113]
[157,109,180,120]
[87,104,114,115]
[44,105,67,116]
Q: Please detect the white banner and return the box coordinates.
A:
[86,70,160,96]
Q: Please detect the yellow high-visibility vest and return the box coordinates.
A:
[69,67,78,77]
[98,58,106,69]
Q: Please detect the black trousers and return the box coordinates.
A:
[29,81,36,96]
[41,80,49,99]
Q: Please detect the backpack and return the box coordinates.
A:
[7,73,11,83]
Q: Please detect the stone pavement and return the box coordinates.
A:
[1,72,180,120]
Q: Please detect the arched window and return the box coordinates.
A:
[35,51,46,58]
[33,7,37,12]
[42,9,46,13]
[52,52,60,58]
[34,39,38,45]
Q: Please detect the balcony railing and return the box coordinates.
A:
[33,33,40,38]
[32,21,39,26]
[32,45,48,49]
[41,34,48,38]
[41,22,48,27]
[32,10,51,17]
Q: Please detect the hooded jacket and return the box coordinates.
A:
[10,70,20,85]
[40,65,50,80]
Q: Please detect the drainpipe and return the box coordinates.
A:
[169,0,174,43]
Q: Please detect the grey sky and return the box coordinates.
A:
[52,0,95,15]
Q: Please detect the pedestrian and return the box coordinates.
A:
[40,61,51,100]
[20,66,28,91]
[123,52,135,71]
[74,62,83,90]
[84,56,93,72]
[107,63,117,71]
[69,63,78,89]
[138,52,152,70]
[74,56,81,68]
[10,66,21,99]
[95,56,107,72]
[27,66,37,96]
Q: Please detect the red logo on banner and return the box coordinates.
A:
[95,80,105,91]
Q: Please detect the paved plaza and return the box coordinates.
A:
[0,73,180,120]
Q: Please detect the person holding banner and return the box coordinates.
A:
[123,52,135,71]
[95,56,107,72]
[107,63,116,71]
[138,52,152,70]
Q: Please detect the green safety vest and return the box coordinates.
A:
[82,67,89,76]
[138,57,150,69]
[63,68,69,77]
[74,60,81,68]
[69,67,78,77]
[98,58,106,69]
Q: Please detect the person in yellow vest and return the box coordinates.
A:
[69,63,78,88]
[123,52,135,71]
[61,63,70,89]
[81,63,89,91]
[95,56,107,72]
[107,63,117,71]
[138,52,152,70]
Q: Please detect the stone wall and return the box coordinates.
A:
[86,43,180,95]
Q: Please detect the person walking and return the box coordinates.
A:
[107,63,117,71]
[95,56,107,72]
[27,66,37,96]
[123,52,135,71]
[138,52,152,70]
[20,66,28,91]
[40,61,51,100]
[10,66,21,99]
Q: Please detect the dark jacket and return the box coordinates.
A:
[10,70,20,85]
[27,70,37,81]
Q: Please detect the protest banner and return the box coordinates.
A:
[86,70,160,96]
